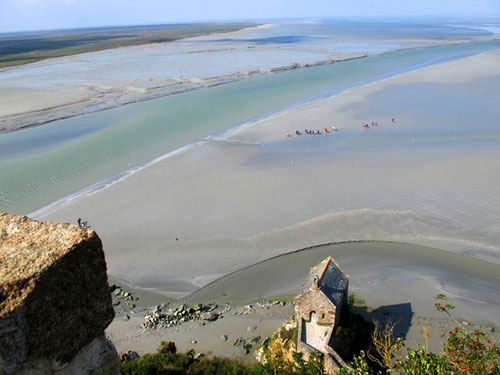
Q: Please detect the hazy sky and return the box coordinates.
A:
[0,0,499,33]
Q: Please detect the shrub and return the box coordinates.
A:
[435,294,499,374]
[340,294,499,375]
[121,294,499,374]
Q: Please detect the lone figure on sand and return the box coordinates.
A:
[77,218,81,227]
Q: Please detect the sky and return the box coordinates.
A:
[0,0,499,33]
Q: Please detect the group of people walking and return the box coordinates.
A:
[286,118,396,137]
[362,118,396,129]
[287,125,339,137]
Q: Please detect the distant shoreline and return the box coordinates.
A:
[0,22,260,69]
[2,36,498,134]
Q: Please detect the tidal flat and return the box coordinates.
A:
[1,18,499,358]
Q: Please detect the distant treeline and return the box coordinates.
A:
[0,23,257,68]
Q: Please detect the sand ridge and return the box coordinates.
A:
[34,50,500,303]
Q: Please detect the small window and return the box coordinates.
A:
[321,313,325,319]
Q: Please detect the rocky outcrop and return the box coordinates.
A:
[0,212,117,374]
[11,335,119,375]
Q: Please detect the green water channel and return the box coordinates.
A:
[1,40,499,214]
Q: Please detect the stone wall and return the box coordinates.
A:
[0,212,118,374]
[295,288,336,325]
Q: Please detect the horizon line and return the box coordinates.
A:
[1,15,499,35]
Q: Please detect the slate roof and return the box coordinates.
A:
[302,257,349,307]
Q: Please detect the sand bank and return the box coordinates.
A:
[31,47,500,358]
[105,241,500,357]
[0,56,369,133]
[2,19,496,133]
[35,50,500,302]
[218,49,500,144]
[0,23,371,133]
[181,241,500,322]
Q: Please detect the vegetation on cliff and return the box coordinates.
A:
[120,295,499,374]
[338,295,499,375]
[120,344,326,375]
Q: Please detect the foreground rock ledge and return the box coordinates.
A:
[0,212,115,373]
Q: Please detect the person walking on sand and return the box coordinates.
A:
[77,218,81,227]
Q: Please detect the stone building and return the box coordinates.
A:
[295,256,349,371]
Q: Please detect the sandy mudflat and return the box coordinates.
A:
[219,49,500,144]
[0,23,371,133]
[179,241,500,319]
[105,241,500,357]
[2,19,496,133]
[107,298,295,361]
[36,50,500,356]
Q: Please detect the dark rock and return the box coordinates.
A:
[157,341,176,354]
[233,337,246,347]
[200,312,218,321]
[0,212,115,372]
[119,350,140,362]
[250,336,261,343]
[243,343,253,355]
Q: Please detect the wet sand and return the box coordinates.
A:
[106,241,500,357]
[2,20,496,133]
[181,241,500,322]
[35,50,500,344]
[0,23,370,133]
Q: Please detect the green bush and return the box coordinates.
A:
[121,295,499,374]
[120,350,252,375]
[339,294,499,375]
[120,346,328,374]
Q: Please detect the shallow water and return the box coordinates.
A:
[179,241,500,323]
[181,241,499,300]
[1,18,492,87]
[1,39,499,214]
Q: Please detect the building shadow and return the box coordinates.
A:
[353,302,413,340]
